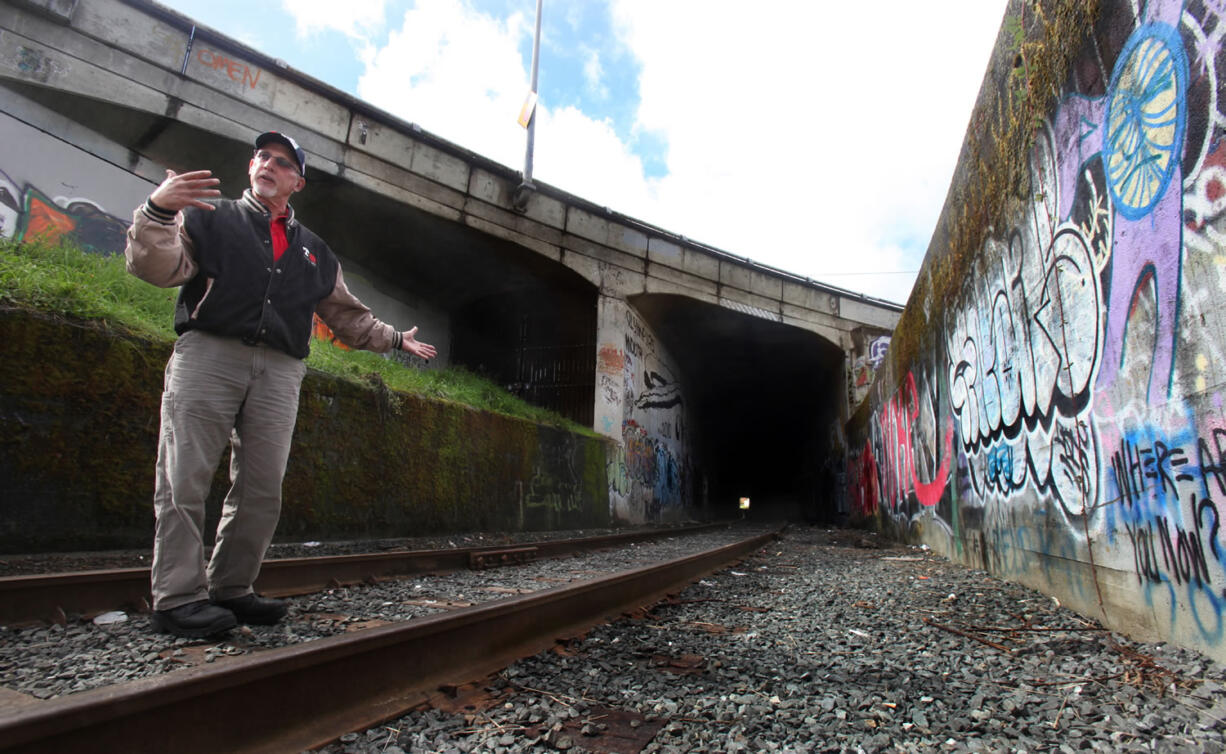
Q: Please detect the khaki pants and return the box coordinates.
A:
[151,330,307,611]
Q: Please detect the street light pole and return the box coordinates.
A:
[514,0,542,211]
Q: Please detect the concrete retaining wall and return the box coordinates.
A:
[0,308,611,552]
[847,0,1226,661]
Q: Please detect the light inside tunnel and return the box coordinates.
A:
[739,497,751,510]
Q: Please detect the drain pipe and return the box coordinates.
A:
[180,25,197,76]
[512,0,542,212]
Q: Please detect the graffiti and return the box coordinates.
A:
[16,46,61,84]
[1054,419,1096,503]
[1120,481,1226,641]
[1109,436,1196,508]
[1052,3,1189,405]
[523,464,582,516]
[0,170,128,253]
[624,308,655,354]
[947,126,1105,513]
[623,332,642,359]
[196,48,262,89]
[847,0,1226,658]
[1201,428,1226,498]
[618,418,682,514]
[946,229,1101,452]
[599,374,619,406]
[983,443,1023,497]
[635,368,682,411]
[623,419,655,483]
[1123,495,1218,591]
[597,345,624,373]
[654,440,681,508]
[868,336,891,370]
[851,442,879,519]
[523,434,584,519]
[607,443,632,499]
[311,315,351,350]
[848,331,891,408]
[854,370,954,524]
[605,307,688,518]
[1185,139,1226,244]
[853,359,872,388]
[1101,405,1226,639]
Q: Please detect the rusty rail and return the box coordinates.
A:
[0,528,779,754]
[0,524,723,626]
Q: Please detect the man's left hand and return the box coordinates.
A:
[401,326,438,360]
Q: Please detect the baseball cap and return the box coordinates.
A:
[254,131,306,175]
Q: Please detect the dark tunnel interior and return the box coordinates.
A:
[15,85,850,523]
[630,294,846,524]
[297,172,599,425]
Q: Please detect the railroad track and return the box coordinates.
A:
[0,527,780,753]
[0,523,723,626]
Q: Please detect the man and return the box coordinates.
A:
[125,131,437,638]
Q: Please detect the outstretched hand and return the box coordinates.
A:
[400,326,438,360]
[149,169,221,212]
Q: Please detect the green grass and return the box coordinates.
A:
[0,236,594,434]
[0,234,179,341]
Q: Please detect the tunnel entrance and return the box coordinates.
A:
[631,294,845,523]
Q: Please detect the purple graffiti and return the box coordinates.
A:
[1052,9,1189,404]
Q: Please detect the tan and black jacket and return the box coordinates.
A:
[125,190,400,359]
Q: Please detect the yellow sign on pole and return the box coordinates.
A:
[517,91,538,129]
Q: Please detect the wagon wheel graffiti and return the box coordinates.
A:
[1103,24,1188,221]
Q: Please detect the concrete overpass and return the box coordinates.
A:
[0,0,901,523]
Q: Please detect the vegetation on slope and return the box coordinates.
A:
[0,236,593,434]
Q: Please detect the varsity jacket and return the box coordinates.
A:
[125,190,401,359]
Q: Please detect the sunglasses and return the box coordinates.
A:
[253,150,300,173]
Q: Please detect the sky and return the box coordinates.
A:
[161,0,1009,305]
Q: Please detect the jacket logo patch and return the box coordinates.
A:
[302,246,317,266]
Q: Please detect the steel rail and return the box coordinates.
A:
[0,523,723,626]
[0,528,779,754]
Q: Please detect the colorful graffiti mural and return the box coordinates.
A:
[598,300,689,522]
[0,169,128,253]
[848,331,892,408]
[851,368,954,526]
[849,0,1226,660]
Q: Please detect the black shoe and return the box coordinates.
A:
[152,599,237,638]
[212,593,287,625]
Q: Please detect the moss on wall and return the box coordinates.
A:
[0,306,610,552]
[885,0,1101,382]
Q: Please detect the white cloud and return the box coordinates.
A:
[357,0,532,165]
[356,0,1009,304]
[281,0,388,38]
[582,48,608,100]
[607,0,1009,303]
[536,106,654,212]
[357,0,647,207]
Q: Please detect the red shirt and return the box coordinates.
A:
[271,214,288,261]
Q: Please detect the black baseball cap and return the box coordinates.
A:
[254,131,306,175]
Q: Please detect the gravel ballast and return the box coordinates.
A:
[0,528,758,700]
[311,527,1226,753]
[3,525,1224,752]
